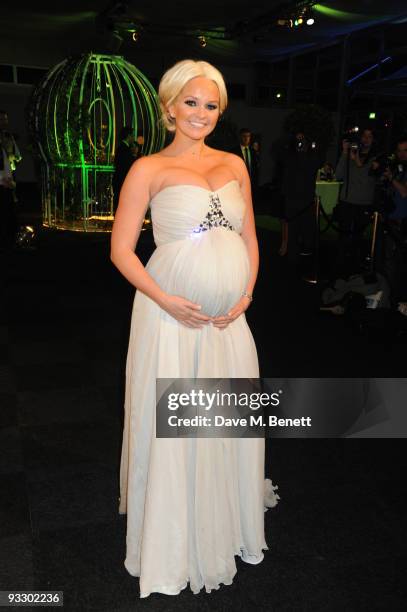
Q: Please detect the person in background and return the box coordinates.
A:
[252,137,261,166]
[0,109,22,203]
[231,127,259,199]
[373,136,407,305]
[333,127,378,276]
[0,140,17,250]
[112,127,136,213]
[131,134,145,160]
[383,137,407,219]
[318,161,335,181]
[136,134,145,155]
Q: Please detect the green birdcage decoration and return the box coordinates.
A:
[29,52,165,231]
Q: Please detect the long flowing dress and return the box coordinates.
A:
[118,179,279,597]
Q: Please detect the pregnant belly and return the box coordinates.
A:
[148,229,250,317]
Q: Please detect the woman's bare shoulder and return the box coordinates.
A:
[223,150,245,167]
[129,151,169,175]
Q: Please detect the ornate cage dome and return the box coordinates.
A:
[29,53,165,231]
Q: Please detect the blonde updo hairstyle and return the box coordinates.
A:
[158,59,228,132]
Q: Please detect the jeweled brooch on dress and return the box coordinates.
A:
[192,194,234,234]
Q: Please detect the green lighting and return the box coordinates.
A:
[29,53,165,232]
[369,112,376,119]
[314,4,368,20]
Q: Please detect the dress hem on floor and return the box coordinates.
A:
[123,478,280,598]
[127,544,270,598]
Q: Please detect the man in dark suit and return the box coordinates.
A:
[112,127,136,213]
[231,127,259,199]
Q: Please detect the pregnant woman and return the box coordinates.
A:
[110,59,279,598]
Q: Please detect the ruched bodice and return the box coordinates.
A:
[150,179,246,246]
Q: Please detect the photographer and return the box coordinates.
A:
[280,131,321,265]
[333,127,378,276]
[373,137,407,304]
[381,138,407,205]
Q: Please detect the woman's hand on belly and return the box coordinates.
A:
[160,294,212,329]
[211,296,251,330]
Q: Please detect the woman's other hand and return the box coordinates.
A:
[211,295,251,330]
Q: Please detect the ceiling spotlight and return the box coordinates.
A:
[292,11,308,27]
[305,7,315,26]
[198,35,207,47]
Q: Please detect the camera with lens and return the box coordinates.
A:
[342,129,361,152]
[370,154,406,180]
[369,153,392,178]
[371,154,407,215]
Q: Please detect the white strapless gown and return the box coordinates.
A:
[119,180,279,597]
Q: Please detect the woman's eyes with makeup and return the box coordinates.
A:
[184,100,218,110]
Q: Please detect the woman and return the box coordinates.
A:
[111,59,279,598]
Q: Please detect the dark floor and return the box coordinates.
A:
[1,216,406,610]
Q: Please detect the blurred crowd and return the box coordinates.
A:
[269,125,407,311]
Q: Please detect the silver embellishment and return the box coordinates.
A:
[193,193,234,234]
